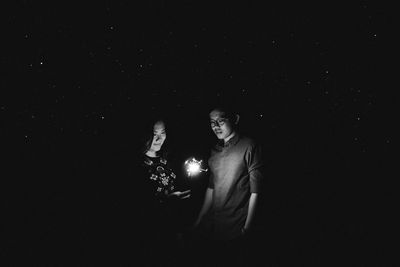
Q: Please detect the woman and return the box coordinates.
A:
[141,119,190,204]
[138,117,191,265]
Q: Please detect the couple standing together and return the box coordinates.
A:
[138,102,265,266]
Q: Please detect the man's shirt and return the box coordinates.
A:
[207,134,263,240]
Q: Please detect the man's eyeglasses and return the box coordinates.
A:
[210,118,227,128]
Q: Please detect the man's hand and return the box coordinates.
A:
[241,227,246,235]
[241,227,250,236]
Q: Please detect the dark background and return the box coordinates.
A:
[1,1,397,265]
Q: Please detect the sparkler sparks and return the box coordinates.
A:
[184,157,208,177]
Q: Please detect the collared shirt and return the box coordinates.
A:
[207,134,264,240]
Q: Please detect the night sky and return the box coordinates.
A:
[1,1,397,265]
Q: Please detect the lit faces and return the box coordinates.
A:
[149,121,166,153]
[209,109,236,142]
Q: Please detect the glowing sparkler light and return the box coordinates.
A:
[184,157,208,177]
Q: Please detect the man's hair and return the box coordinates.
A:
[209,101,239,122]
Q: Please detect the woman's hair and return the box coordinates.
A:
[140,116,170,158]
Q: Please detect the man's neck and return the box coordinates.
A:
[223,131,237,144]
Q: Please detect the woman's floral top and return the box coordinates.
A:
[143,155,177,203]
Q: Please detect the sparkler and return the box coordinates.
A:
[184,157,208,177]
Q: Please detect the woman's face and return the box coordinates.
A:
[148,121,166,153]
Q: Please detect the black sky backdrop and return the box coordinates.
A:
[1,1,397,265]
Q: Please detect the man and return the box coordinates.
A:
[192,103,264,265]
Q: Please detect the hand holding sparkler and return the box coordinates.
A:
[168,190,191,199]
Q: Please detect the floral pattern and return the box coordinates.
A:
[143,156,177,202]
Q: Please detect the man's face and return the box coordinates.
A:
[209,109,235,141]
[149,121,166,153]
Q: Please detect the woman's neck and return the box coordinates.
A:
[145,150,158,158]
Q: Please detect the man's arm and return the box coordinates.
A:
[193,188,213,227]
[243,193,258,234]
[243,141,264,234]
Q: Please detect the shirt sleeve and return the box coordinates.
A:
[245,142,264,193]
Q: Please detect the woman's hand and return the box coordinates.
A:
[168,190,191,200]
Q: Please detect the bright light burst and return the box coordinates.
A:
[184,157,207,177]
